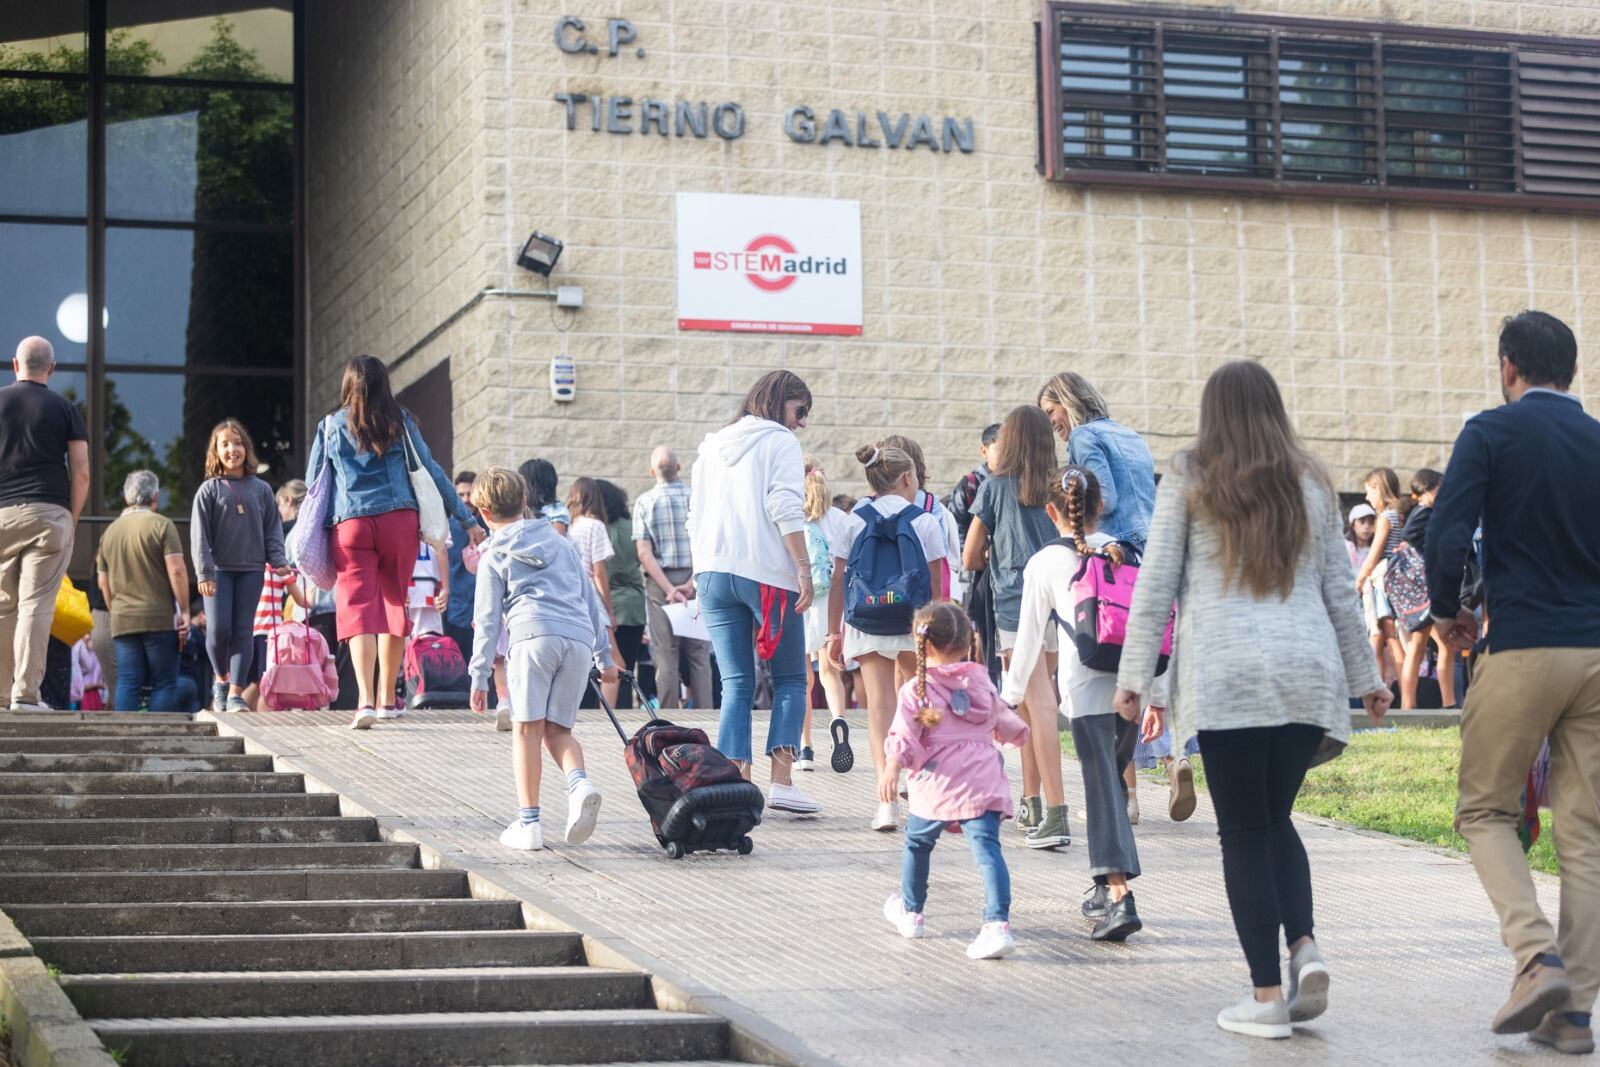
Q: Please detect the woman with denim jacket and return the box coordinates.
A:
[1038,372,1157,549]
[305,355,483,728]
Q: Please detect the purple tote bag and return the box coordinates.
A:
[289,419,338,591]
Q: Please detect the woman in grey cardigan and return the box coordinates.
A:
[1113,361,1392,1041]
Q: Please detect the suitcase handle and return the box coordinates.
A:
[588,667,658,744]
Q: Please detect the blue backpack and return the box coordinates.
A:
[844,500,933,636]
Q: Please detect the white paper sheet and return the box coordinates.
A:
[661,600,710,642]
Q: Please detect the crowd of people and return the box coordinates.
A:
[0,309,1595,1052]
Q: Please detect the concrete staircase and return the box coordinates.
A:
[0,713,755,1067]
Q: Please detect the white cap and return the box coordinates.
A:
[1347,503,1376,524]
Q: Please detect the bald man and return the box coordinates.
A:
[633,445,712,709]
[0,337,89,709]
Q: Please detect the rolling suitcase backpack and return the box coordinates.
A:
[404,632,471,709]
[591,669,765,859]
[259,621,338,711]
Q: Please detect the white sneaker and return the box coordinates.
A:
[494,708,513,732]
[883,894,924,939]
[871,800,899,832]
[8,700,52,712]
[375,706,403,719]
[1286,939,1330,1022]
[500,819,544,850]
[966,921,1016,960]
[1216,992,1292,1039]
[1127,791,1141,826]
[768,781,821,814]
[565,779,602,844]
[349,708,376,730]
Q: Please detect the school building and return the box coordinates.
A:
[5,0,1600,564]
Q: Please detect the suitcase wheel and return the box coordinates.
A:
[738,835,754,856]
[664,840,685,860]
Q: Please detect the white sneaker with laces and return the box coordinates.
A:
[494,708,512,732]
[768,781,821,814]
[883,894,924,939]
[349,708,376,730]
[375,706,403,720]
[8,700,52,712]
[565,779,602,844]
[966,921,1016,960]
[871,800,899,832]
[500,818,544,851]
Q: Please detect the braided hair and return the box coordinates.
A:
[1047,464,1125,566]
[912,600,976,728]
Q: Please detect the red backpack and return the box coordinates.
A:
[259,622,337,711]
[403,633,470,708]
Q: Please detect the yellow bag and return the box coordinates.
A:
[51,576,94,646]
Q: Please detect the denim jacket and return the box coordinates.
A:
[1067,417,1156,547]
[305,409,476,530]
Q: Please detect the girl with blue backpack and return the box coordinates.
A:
[1005,464,1145,940]
[824,444,947,832]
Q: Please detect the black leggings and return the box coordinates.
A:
[204,569,265,685]
[1197,723,1325,988]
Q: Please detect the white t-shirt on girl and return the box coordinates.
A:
[567,515,615,572]
[833,495,950,659]
[1002,531,1119,719]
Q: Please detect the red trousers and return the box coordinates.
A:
[332,508,419,641]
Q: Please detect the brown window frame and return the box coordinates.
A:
[1039,2,1600,213]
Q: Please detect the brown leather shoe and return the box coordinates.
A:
[1531,1012,1597,1055]
[1493,961,1573,1035]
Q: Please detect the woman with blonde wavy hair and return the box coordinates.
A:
[1113,360,1392,1041]
[1038,371,1156,548]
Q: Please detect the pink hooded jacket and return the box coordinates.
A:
[885,661,1031,823]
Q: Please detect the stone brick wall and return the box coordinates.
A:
[307,0,1600,503]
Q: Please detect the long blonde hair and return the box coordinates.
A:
[1038,371,1110,431]
[1185,360,1331,600]
[913,600,978,727]
[803,469,830,522]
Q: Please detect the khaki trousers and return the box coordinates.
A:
[645,566,712,711]
[0,503,75,707]
[1457,647,1600,1012]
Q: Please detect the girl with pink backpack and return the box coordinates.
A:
[1004,464,1155,943]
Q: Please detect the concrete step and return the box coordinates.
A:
[9,898,526,937]
[0,815,377,845]
[0,770,304,795]
[0,751,274,773]
[0,868,465,905]
[64,966,653,1019]
[0,840,418,873]
[0,791,341,818]
[33,931,586,973]
[0,719,217,737]
[0,735,244,754]
[88,1010,729,1067]
[0,711,197,725]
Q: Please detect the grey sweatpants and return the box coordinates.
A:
[1069,710,1142,883]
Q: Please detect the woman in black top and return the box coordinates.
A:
[1398,469,1454,709]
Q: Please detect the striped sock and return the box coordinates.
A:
[566,768,588,794]
[519,806,540,825]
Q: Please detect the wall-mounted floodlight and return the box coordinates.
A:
[517,231,564,276]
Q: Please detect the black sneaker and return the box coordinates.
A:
[795,746,815,771]
[1091,892,1142,942]
[830,717,854,773]
[1081,883,1110,919]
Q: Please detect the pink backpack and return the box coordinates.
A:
[259,622,338,711]
[1051,538,1173,675]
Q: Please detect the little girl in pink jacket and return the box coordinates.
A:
[881,601,1031,960]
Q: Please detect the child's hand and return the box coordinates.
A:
[198,580,216,598]
[469,689,488,714]
[877,764,899,804]
[1140,706,1165,744]
[599,665,618,685]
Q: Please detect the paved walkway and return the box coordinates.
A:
[213,707,1568,1066]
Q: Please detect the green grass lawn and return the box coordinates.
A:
[1062,726,1558,875]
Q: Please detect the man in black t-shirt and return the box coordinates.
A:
[0,337,89,710]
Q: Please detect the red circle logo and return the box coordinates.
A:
[744,234,797,292]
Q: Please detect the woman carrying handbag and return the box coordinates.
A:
[300,355,482,728]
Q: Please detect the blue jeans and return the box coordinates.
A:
[698,571,805,764]
[113,631,183,712]
[902,811,1010,923]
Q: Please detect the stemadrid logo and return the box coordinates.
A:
[692,234,849,293]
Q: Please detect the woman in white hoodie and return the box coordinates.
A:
[686,370,820,815]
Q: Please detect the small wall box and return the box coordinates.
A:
[550,355,576,402]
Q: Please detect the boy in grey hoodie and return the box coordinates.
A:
[468,468,616,852]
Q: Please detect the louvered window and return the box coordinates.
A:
[1039,3,1600,211]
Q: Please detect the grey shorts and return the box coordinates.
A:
[506,635,593,727]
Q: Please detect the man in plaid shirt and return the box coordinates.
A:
[633,446,712,709]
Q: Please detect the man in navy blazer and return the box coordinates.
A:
[1429,310,1600,1054]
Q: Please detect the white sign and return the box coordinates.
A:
[676,192,862,336]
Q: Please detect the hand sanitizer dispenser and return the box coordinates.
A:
[550,355,576,402]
